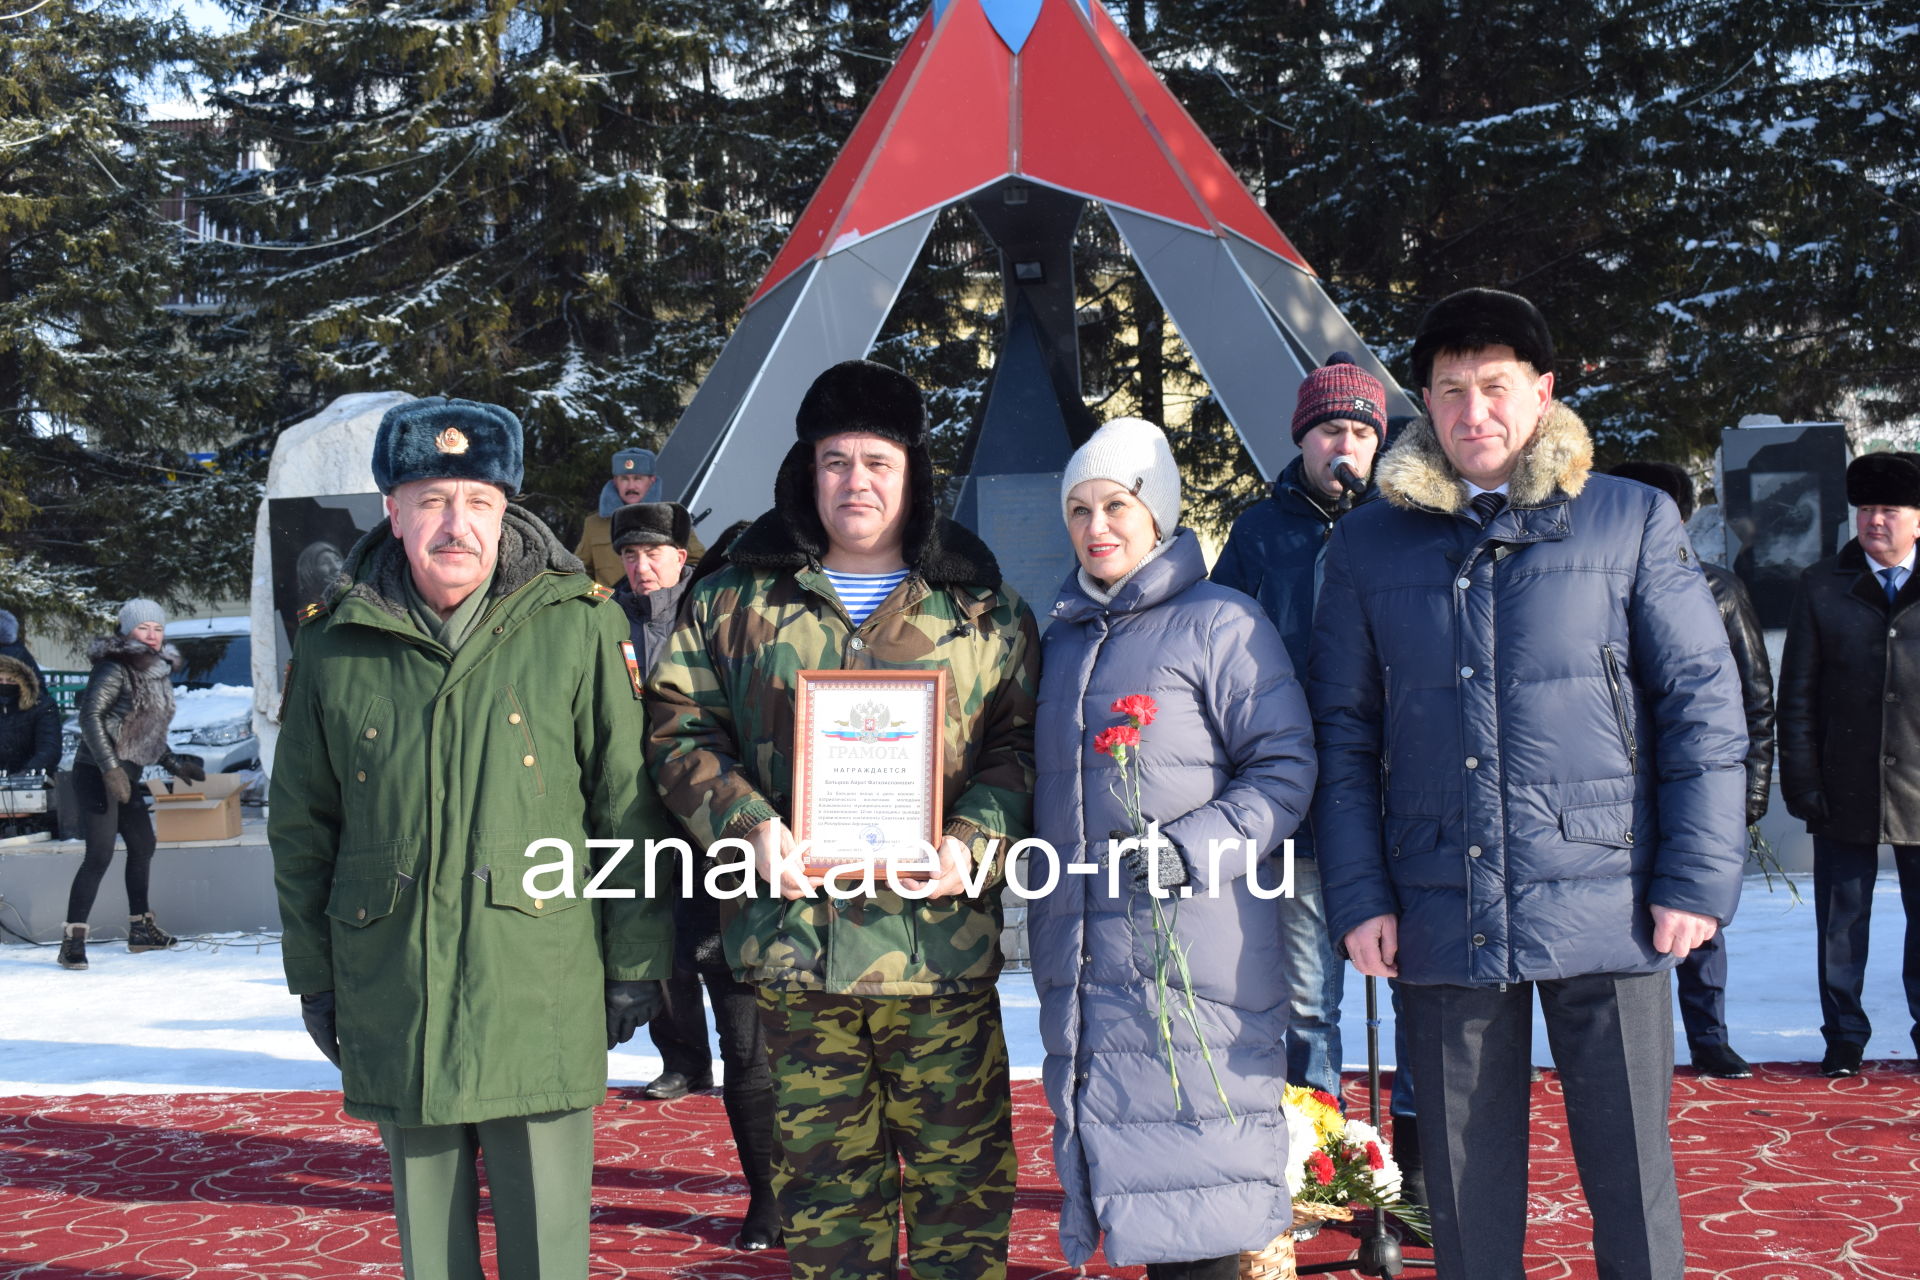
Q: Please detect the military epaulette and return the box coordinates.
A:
[586,582,614,603]
[297,601,329,625]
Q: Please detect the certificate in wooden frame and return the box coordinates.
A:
[791,668,946,878]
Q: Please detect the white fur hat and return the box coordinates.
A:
[1060,416,1181,540]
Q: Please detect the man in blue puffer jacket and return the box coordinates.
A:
[1308,289,1748,1280]
[1213,356,1418,1159]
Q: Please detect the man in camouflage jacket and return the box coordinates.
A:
[647,360,1039,1280]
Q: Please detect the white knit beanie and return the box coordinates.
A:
[1059,416,1181,541]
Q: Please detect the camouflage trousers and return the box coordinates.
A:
[755,986,1016,1280]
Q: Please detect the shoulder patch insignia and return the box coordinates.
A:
[588,582,614,603]
[619,641,644,700]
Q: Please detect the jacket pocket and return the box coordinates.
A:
[500,684,547,798]
[1559,800,1635,849]
[1384,814,1441,861]
[350,696,395,784]
[325,874,404,929]
[1600,646,1638,774]
[485,861,587,917]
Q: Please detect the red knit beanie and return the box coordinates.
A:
[1291,353,1388,444]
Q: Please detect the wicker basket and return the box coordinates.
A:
[1238,1201,1356,1280]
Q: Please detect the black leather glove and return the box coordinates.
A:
[1786,791,1828,825]
[1106,829,1190,889]
[301,992,341,1068]
[606,980,664,1049]
[1745,792,1770,829]
[104,765,133,807]
[165,754,207,784]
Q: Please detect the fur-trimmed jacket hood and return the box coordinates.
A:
[76,633,183,771]
[1375,401,1594,515]
[0,654,41,709]
[329,504,586,620]
[0,650,58,774]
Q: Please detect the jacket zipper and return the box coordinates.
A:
[1381,666,1392,791]
[1602,645,1638,773]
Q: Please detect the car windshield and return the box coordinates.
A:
[173,635,250,690]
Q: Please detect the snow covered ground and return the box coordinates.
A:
[0,871,1911,1095]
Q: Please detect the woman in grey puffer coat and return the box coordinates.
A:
[1030,418,1319,1278]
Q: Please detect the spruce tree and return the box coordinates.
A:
[201,0,751,537]
[0,0,250,634]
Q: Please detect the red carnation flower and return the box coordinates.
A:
[1311,1089,1341,1112]
[1093,725,1141,756]
[1366,1141,1385,1171]
[1111,694,1159,727]
[1309,1151,1336,1186]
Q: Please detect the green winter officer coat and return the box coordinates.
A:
[645,510,1039,997]
[270,506,674,1127]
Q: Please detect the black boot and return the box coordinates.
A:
[57,922,89,970]
[723,1087,780,1251]
[1392,1115,1427,1214]
[127,913,176,952]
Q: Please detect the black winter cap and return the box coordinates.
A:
[610,502,691,551]
[1410,288,1555,389]
[1847,452,1920,509]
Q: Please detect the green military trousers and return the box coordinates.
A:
[376,1107,594,1280]
[756,986,1016,1280]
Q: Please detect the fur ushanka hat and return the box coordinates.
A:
[1847,452,1920,509]
[773,360,936,562]
[372,397,524,495]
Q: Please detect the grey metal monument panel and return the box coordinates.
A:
[1107,208,1311,482]
[677,213,939,534]
[653,268,811,512]
[967,471,1077,631]
[1223,234,1422,423]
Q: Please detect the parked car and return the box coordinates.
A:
[60,616,259,776]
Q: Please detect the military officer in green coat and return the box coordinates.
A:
[647,360,1039,1280]
[270,397,675,1280]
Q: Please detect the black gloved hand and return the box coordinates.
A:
[1745,792,1770,829]
[301,991,341,1068]
[1786,791,1827,825]
[166,754,207,784]
[605,980,665,1050]
[104,766,133,807]
[1105,828,1190,890]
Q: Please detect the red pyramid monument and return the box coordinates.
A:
[657,0,1412,598]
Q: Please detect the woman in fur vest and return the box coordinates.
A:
[58,599,206,970]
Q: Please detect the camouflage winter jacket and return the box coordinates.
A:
[645,512,1039,996]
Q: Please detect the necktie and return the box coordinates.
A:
[1883,567,1902,605]
[1470,491,1507,525]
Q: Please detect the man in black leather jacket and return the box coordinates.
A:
[1611,462,1775,1078]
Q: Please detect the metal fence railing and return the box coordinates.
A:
[42,669,86,714]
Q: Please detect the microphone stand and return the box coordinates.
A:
[1294,977,1435,1277]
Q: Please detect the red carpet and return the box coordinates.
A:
[2,1067,1917,1278]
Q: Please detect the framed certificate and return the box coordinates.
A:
[791,669,946,877]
